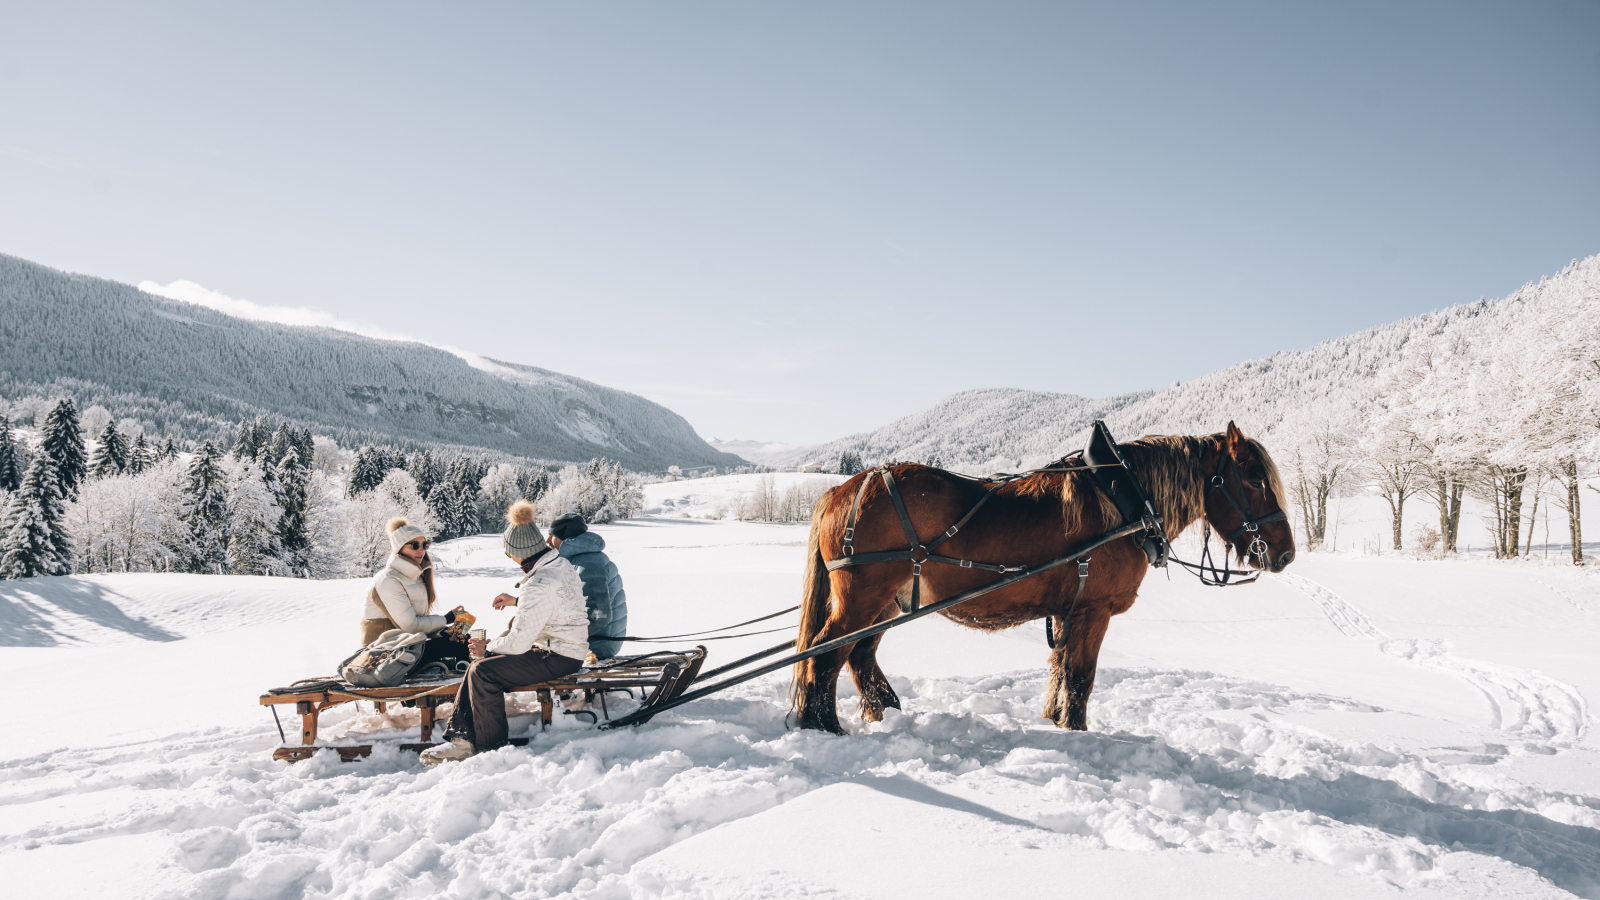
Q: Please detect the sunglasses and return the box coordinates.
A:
[406,539,432,551]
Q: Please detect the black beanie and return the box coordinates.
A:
[550,513,588,541]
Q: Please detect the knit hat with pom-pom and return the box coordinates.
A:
[388,517,429,552]
[502,500,545,559]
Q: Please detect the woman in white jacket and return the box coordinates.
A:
[360,518,467,665]
[423,500,588,764]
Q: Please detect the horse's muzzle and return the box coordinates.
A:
[1271,551,1294,573]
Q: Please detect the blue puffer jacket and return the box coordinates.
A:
[557,531,629,659]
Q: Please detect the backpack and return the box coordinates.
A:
[339,629,428,687]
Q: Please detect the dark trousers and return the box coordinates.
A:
[445,649,583,750]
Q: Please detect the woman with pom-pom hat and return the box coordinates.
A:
[359,517,468,660]
[424,499,589,765]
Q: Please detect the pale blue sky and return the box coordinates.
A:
[3,2,1598,445]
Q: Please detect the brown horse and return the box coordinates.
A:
[790,422,1295,734]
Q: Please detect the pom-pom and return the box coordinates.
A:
[387,517,409,533]
[506,499,536,526]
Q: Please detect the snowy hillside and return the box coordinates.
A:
[704,438,816,468]
[3,484,1599,899]
[801,387,1155,472]
[0,253,745,472]
[801,254,1599,471]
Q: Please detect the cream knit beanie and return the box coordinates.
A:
[388,517,429,552]
[502,500,544,559]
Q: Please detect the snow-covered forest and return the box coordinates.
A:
[0,252,744,473]
[808,254,1600,562]
[0,404,645,580]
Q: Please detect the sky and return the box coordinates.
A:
[3,2,1598,447]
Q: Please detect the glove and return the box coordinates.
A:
[445,609,458,624]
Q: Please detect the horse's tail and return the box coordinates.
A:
[789,493,833,716]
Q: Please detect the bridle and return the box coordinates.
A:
[1168,448,1288,587]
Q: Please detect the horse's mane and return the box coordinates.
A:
[1002,430,1286,541]
[1111,436,1208,536]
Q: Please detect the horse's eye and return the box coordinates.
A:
[1245,479,1265,491]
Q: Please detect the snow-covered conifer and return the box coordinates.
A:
[0,415,21,492]
[518,467,550,502]
[426,482,462,540]
[127,433,153,475]
[0,454,74,579]
[408,450,442,499]
[90,421,129,479]
[176,442,230,574]
[273,444,311,576]
[41,398,87,499]
[224,457,286,576]
[347,447,385,497]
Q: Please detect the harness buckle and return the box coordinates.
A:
[1245,521,1259,533]
[943,525,959,539]
[959,559,973,568]
[1078,559,1090,577]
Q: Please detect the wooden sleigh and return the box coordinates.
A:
[260,647,706,762]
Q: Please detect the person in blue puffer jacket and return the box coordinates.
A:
[547,513,629,660]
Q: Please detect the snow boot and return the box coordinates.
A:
[420,736,476,766]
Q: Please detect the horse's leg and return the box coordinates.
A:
[847,603,901,723]
[796,577,900,734]
[1042,608,1112,731]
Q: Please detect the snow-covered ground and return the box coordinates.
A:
[3,474,1599,899]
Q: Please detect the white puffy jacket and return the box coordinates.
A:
[488,550,590,661]
[363,554,449,635]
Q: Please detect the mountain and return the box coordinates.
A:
[801,387,1155,471]
[705,438,818,468]
[802,254,1600,470]
[0,253,744,472]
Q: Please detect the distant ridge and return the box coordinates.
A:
[801,387,1154,471]
[0,253,745,472]
[802,254,1599,471]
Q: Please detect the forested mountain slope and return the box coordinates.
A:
[804,254,1598,471]
[802,387,1155,470]
[0,253,742,471]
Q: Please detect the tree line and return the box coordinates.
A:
[0,401,647,580]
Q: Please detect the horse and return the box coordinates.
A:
[790,422,1295,734]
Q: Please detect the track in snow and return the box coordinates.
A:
[1276,572,1589,746]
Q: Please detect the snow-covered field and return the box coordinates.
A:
[3,474,1599,899]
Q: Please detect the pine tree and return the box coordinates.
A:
[836,450,864,476]
[408,450,442,499]
[0,454,73,578]
[158,437,178,462]
[427,482,461,540]
[518,466,549,502]
[347,447,384,497]
[448,457,484,535]
[90,421,130,479]
[273,445,311,576]
[232,415,272,461]
[41,399,87,498]
[0,415,21,492]
[176,442,230,574]
[127,434,153,475]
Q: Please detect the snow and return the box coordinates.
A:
[2,475,1598,898]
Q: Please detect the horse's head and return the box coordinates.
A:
[1202,422,1296,573]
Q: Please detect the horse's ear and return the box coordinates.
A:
[1225,421,1248,459]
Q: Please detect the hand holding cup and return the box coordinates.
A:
[469,629,487,659]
